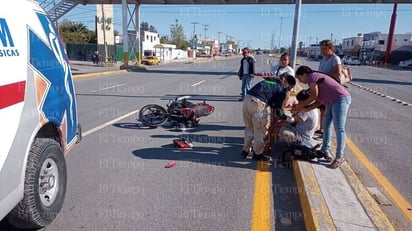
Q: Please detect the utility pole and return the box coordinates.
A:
[191,22,198,58]
[101,3,108,63]
[191,22,199,39]
[278,17,284,53]
[271,29,276,52]
[217,31,222,53]
[385,3,398,65]
[202,24,209,40]
[217,31,222,43]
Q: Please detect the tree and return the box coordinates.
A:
[159,36,169,44]
[58,20,95,43]
[169,19,185,49]
[140,22,157,33]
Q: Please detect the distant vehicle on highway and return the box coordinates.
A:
[342,56,350,65]
[141,56,160,65]
[398,59,412,69]
[347,57,361,65]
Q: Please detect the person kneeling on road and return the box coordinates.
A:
[241,74,296,162]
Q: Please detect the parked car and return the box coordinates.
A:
[348,57,361,65]
[342,56,350,65]
[398,59,412,69]
[141,56,160,65]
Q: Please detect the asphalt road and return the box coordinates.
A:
[36,56,305,231]
[1,55,411,230]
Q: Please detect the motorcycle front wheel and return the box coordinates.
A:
[138,104,168,127]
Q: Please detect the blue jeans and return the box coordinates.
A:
[241,74,252,97]
[321,95,351,158]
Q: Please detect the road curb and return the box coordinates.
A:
[294,158,396,231]
[73,69,128,79]
[340,161,396,231]
[293,160,335,231]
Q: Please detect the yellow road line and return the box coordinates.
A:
[346,137,412,223]
[294,160,335,231]
[251,162,272,231]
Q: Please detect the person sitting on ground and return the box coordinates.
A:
[263,89,320,154]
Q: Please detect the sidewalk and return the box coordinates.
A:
[69,58,396,231]
[287,90,395,231]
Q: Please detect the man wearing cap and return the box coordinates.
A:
[241,74,296,162]
[237,47,256,101]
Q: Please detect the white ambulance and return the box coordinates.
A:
[0,0,81,228]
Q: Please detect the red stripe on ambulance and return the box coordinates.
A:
[0,81,26,109]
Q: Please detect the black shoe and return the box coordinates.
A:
[238,97,244,101]
[314,130,323,136]
[318,150,333,162]
[241,150,249,159]
[253,153,273,162]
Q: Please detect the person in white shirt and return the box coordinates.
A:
[269,52,295,77]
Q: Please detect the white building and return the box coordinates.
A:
[342,34,363,56]
[142,31,160,56]
[307,44,321,60]
[342,32,412,60]
[120,30,187,63]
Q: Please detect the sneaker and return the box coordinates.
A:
[253,153,273,162]
[238,97,244,101]
[314,130,323,136]
[241,150,249,159]
[319,150,333,162]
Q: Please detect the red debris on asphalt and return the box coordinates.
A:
[165,161,177,168]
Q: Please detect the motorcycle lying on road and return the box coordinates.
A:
[138,96,214,129]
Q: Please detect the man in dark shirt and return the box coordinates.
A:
[238,47,256,101]
[242,74,296,162]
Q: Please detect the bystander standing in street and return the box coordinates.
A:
[237,47,256,101]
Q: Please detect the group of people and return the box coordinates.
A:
[238,40,351,169]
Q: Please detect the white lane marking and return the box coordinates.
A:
[101,83,126,90]
[192,80,205,87]
[83,110,139,137]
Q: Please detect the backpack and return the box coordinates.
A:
[281,142,332,166]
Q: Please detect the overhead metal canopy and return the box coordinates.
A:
[72,0,411,4]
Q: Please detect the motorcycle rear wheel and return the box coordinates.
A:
[139,104,168,127]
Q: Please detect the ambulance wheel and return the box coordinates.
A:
[7,138,67,229]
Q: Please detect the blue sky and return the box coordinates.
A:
[60,3,412,49]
